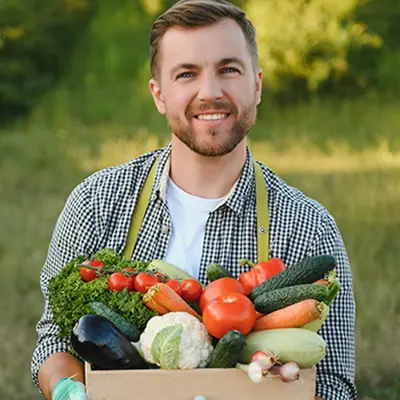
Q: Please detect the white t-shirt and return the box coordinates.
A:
[164,178,228,280]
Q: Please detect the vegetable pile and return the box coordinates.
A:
[48,249,156,337]
[49,249,341,385]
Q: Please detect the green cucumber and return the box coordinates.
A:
[239,328,327,368]
[207,330,246,368]
[253,283,329,314]
[206,263,234,282]
[89,302,141,342]
[249,255,336,301]
[326,279,341,305]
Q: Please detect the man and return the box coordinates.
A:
[32,0,356,399]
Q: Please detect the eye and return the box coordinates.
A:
[221,67,240,74]
[176,71,194,79]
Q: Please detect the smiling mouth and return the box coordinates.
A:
[194,113,230,121]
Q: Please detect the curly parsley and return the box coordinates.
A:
[48,249,156,338]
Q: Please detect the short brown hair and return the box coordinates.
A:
[149,0,259,79]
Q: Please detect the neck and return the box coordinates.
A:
[169,136,247,199]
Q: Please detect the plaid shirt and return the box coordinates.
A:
[32,143,356,399]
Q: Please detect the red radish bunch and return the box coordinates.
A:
[237,351,301,384]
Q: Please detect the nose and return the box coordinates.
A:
[198,72,223,102]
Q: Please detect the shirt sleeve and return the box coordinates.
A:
[31,181,96,392]
[307,213,357,400]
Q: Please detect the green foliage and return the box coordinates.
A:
[354,0,400,50]
[47,0,153,125]
[344,0,400,93]
[246,0,382,95]
[0,0,94,125]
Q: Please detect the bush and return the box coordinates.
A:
[354,0,400,50]
[0,0,94,125]
[245,0,382,96]
[346,0,400,94]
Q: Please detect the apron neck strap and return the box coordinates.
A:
[122,156,160,260]
[253,160,270,262]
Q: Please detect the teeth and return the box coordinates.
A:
[197,113,227,121]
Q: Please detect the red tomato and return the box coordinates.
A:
[79,259,104,282]
[166,279,183,297]
[107,272,134,292]
[121,267,136,287]
[202,292,256,339]
[199,277,245,312]
[154,271,168,282]
[134,273,160,293]
[121,267,135,274]
[180,279,203,302]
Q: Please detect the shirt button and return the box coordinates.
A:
[162,224,170,234]
[259,226,267,234]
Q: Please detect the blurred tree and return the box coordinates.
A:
[345,0,400,94]
[354,0,400,50]
[245,0,382,98]
[0,0,94,126]
[140,0,164,16]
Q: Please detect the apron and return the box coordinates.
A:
[122,155,269,266]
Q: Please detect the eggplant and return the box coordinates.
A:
[70,314,149,370]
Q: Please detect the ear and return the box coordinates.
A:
[149,78,166,115]
[255,69,263,106]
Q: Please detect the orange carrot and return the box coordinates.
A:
[143,293,169,315]
[314,279,329,286]
[253,299,323,331]
[146,283,200,318]
[255,311,265,319]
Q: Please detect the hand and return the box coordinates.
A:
[51,377,87,400]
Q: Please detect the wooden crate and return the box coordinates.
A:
[85,362,316,400]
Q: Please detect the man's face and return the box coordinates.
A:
[150,18,263,157]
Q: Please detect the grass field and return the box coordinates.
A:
[1,92,400,399]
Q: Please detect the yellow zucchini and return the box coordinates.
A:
[239,328,327,368]
[147,260,195,281]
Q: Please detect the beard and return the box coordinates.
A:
[166,97,258,157]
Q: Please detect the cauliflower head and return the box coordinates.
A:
[139,312,214,369]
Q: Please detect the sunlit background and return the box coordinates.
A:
[1,0,399,399]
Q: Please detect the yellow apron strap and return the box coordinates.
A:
[122,156,160,260]
[253,160,269,262]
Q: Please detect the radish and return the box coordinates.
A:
[267,364,282,376]
[236,350,279,384]
[236,360,269,384]
[247,361,265,383]
[279,361,301,383]
[250,350,278,370]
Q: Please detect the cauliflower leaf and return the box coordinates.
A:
[152,324,183,369]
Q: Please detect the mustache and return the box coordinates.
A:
[186,102,236,118]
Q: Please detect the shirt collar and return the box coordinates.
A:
[148,142,172,203]
[224,146,255,215]
[148,142,255,215]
